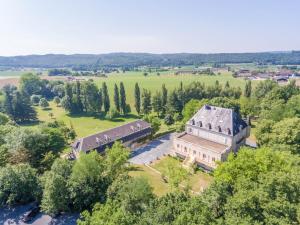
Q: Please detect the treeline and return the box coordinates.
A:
[1,51,300,68]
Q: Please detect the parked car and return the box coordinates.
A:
[21,205,40,222]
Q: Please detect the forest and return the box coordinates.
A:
[0,51,300,69]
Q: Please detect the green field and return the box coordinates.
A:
[93,71,247,107]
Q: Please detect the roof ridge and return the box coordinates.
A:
[80,119,145,140]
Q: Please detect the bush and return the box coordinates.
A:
[31,95,41,105]
[39,98,49,108]
[106,108,120,120]
[164,114,174,125]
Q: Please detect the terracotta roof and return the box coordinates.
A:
[176,133,228,154]
[188,105,248,136]
[72,120,151,153]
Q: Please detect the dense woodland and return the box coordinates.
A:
[0,72,300,224]
[0,51,300,69]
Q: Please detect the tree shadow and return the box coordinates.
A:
[42,107,52,111]
[18,120,42,127]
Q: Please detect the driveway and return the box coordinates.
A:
[0,203,78,225]
[129,133,175,165]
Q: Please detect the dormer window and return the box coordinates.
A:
[104,135,110,142]
[239,125,243,131]
[227,128,231,135]
[191,119,195,125]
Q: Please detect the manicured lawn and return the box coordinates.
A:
[129,157,213,196]
[26,101,137,137]
[129,165,171,196]
[152,157,213,193]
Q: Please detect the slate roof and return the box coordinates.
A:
[188,105,248,136]
[72,120,151,153]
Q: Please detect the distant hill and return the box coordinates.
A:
[0,52,300,69]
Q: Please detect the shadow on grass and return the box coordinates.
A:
[41,107,52,111]
[128,165,144,172]
[66,112,141,121]
[18,120,42,127]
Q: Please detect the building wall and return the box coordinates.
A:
[231,126,250,153]
[172,137,228,169]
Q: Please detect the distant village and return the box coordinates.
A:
[233,67,300,84]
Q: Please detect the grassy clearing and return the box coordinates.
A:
[129,157,213,196]
[152,157,213,193]
[129,164,171,196]
[25,101,137,137]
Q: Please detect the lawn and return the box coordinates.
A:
[27,101,138,137]
[129,164,171,196]
[129,157,213,196]
[152,157,213,193]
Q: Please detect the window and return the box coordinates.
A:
[184,147,187,152]
[203,154,206,159]
[212,157,216,162]
[188,128,193,133]
[193,150,196,155]
[177,144,180,148]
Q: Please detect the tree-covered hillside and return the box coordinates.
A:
[0,51,300,68]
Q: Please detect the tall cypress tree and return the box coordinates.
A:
[161,84,168,116]
[134,83,141,115]
[113,84,120,112]
[102,82,110,113]
[152,91,162,117]
[244,80,252,98]
[142,89,152,115]
[75,81,83,113]
[98,88,103,112]
[119,82,127,114]
[2,85,15,118]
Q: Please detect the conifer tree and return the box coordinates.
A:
[113,84,120,112]
[119,82,127,114]
[134,83,141,114]
[102,82,110,113]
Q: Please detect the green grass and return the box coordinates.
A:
[93,71,247,107]
[129,165,171,196]
[152,157,213,193]
[129,157,213,196]
[26,101,137,137]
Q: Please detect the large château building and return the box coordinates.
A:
[172,105,250,170]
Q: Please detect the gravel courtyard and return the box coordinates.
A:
[129,133,175,165]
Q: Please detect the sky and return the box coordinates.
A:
[0,0,299,56]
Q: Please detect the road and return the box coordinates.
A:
[0,203,78,225]
[129,133,175,164]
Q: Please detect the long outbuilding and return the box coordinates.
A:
[71,120,152,157]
